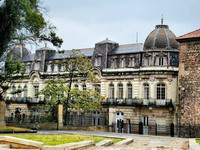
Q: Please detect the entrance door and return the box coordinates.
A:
[143,116,148,135]
[116,112,124,133]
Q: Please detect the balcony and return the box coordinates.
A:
[5,97,45,104]
[103,98,173,107]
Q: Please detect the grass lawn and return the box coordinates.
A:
[0,126,30,131]
[1,134,122,145]
[196,140,200,144]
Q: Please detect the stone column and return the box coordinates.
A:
[0,99,6,126]
[57,101,63,130]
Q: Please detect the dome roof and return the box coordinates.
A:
[144,24,179,50]
[10,44,31,60]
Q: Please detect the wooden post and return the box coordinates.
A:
[57,100,63,130]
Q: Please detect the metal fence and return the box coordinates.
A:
[5,112,108,127]
[113,122,200,138]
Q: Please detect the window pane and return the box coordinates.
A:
[118,84,123,99]
[127,84,132,99]
[144,84,149,99]
[109,84,114,99]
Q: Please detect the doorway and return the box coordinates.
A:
[116,112,124,133]
[143,116,149,135]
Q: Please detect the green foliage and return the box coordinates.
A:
[0,0,63,57]
[70,89,103,111]
[40,51,103,121]
[0,59,25,97]
[56,50,94,81]
[4,59,25,80]
[40,79,67,105]
[10,89,23,95]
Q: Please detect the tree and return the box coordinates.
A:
[0,59,25,99]
[40,80,103,122]
[0,0,63,58]
[40,50,103,123]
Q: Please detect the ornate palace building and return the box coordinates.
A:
[4,22,180,135]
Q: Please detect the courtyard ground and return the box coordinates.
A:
[37,130,190,150]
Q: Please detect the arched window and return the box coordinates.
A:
[94,85,101,94]
[109,84,114,99]
[74,84,79,90]
[18,85,22,98]
[118,84,123,99]
[82,84,86,91]
[127,84,132,99]
[157,83,166,99]
[24,85,27,98]
[144,83,149,99]
[12,86,16,98]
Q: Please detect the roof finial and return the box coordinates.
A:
[161,15,164,25]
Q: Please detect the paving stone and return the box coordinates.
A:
[114,138,133,146]
[0,144,10,148]
[96,140,112,146]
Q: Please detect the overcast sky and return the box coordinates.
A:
[37,0,200,51]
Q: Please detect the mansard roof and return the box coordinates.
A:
[21,54,35,62]
[21,43,144,62]
[109,43,143,55]
[51,48,94,60]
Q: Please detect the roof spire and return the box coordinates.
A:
[161,15,164,25]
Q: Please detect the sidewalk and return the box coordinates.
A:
[37,130,188,141]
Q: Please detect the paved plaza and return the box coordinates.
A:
[38,130,191,150]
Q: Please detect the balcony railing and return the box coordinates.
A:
[103,98,173,107]
[5,97,45,104]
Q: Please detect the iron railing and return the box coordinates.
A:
[5,97,45,103]
[103,98,173,107]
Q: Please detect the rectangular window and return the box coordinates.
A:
[144,84,149,99]
[159,57,164,66]
[127,84,132,99]
[34,86,39,98]
[157,84,165,99]
[109,84,114,99]
[118,84,123,99]
[82,85,86,91]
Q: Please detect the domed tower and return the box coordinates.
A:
[144,22,178,51]
[10,43,31,60]
[143,20,179,67]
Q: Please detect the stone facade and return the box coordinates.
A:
[3,23,180,135]
[177,30,200,127]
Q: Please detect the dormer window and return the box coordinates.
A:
[54,64,58,72]
[128,57,135,67]
[159,57,164,66]
[120,58,126,68]
[34,62,40,70]
[47,63,52,72]
[26,63,31,73]
[94,55,102,66]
